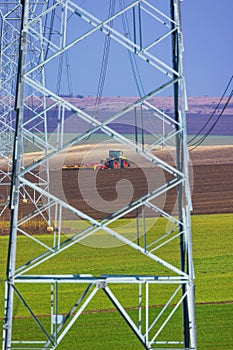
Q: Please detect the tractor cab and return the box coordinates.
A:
[108,150,123,159]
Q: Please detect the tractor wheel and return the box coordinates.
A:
[109,160,119,169]
[113,160,119,169]
[121,159,129,168]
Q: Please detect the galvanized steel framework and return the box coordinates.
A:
[0,1,21,215]
[0,1,50,217]
[2,1,197,349]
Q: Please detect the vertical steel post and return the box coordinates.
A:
[3,2,29,348]
[171,1,197,348]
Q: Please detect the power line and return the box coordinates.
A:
[190,85,233,151]
[188,74,233,149]
[120,0,145,98]
[93,0,116,118]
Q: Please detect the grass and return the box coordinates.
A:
[0,213,232,349]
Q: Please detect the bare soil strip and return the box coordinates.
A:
[1,300,232,321]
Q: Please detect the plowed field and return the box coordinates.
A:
[0,145,232,228]
[58,163,233,218]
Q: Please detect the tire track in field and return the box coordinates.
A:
[1,300,232,320]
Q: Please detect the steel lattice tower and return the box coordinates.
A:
[0,1,21,215]
[2,1,197,349]
[0,1,50,217]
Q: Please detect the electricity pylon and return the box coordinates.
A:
[0,1,21,215]
[2,1,197,349]
[0,1,50,216]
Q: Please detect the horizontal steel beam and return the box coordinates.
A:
[14,274,189,284]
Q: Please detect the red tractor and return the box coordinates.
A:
[62,150,130,170]
[102,150,130,169]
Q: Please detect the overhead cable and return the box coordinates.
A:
[93,0,116,118]
[188,74,233,148]
[190,81,233,151]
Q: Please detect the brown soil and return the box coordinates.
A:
[0,145,232,232]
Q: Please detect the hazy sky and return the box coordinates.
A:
[44,1,232,97]
[182,0,233,96]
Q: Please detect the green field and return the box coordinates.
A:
[0,213,232,349]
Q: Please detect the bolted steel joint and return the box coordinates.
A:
[96,280,107,289]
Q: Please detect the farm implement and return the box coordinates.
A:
[62,150,130,170]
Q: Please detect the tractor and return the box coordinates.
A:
[103,150,130,169]
[62,150,130,170]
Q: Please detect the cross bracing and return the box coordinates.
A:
[0,1,21,215]
[0,1,50,217]
[2,1,197,349]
